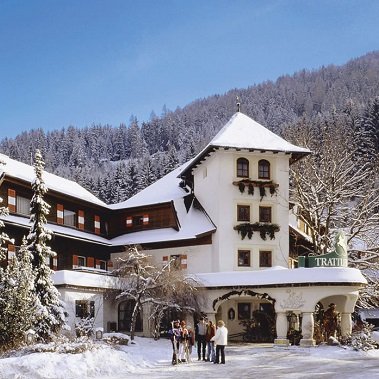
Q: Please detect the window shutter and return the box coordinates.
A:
[95,259,101,269]
[53,257,58,271]
[57,204,64,224]
[180,254,187,270]
[94,215,100,234]
[126,216,133,228]
[73,255,78,269]
[7,189,16,213]
[87,257,95,268]
[143,214,149,225]
[7,244,15,262]
[78,210,85,230]
[162,255,169,267]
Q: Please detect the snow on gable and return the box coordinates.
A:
[0,153,107,207]
[110,161,192,210]
[210,112,311,154]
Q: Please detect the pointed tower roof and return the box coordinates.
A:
[181,112,310,177]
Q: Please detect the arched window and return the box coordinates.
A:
[118,300,143,332]
[237,158,249,178]
[258,159,270,179]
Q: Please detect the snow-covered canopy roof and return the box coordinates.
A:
[53,270,119,289]
[195,266,367,288]
[1,214,112,246]
[0,153,108,208]
[181,112,311,176]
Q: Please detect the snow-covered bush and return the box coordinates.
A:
[340,321,379,351]
[75,316,94,337]
[103,333,129,345]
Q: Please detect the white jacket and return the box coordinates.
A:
[211,325,228,346]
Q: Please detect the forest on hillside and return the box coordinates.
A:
[1,51,379,204]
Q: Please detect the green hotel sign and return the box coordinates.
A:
[298,231,348,268]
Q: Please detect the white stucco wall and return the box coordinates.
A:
[192,149,290,272]
[58,288,105,335]
[111,244,213,275]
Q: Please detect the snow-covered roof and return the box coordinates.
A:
[1,214,112,246]
[0,153,108,208]
[181,112,311,176]
[109,161,192,209]
[53,270,120,289]
[110,197,216,245]
[195,266,367,288]
[210,112,311,153]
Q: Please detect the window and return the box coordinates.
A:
[258,159,270,179]
[118,300,142,332]
[238,303,251,320]
[16,195,30,215]
[170,255,181,270]
[64,209,76,227]
[237,158,249,178]
[237,205,250,222]
[259,206,272,223]
[238,250,250,267]
[133,215,144,226]
[97,260,107,270]
[77,256,86,267]
[260,251,272,267]
[75,300,95,318]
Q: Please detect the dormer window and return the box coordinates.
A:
[237,158,249,178]
[258,159,270,179]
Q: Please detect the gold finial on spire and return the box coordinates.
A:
[236,96,241,112]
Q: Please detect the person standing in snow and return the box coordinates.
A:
[168,320,181,364]
[186,324,195,356]
[211,320,228,364]
[179,320,189,362]
[196,317,207,361]
[205,320,216,362]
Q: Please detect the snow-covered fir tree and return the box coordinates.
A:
[27,149,65,340]
[0,238,36,349]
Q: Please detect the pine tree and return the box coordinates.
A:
[27,149,65,340]
[136,156,157,193]
[0,238,36,349]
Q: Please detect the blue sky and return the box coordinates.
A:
[1,0,378,138]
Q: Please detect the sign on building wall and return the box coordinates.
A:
[298,231,348,268]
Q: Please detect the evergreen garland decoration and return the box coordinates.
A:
[234,222,280,240]
[233,179,278,200]
[238,182,245,193]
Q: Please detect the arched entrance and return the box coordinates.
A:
[118,300,143,332]
[212,289,276,343]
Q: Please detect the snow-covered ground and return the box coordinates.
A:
[1,334,379,379]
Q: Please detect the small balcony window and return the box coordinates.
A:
[260,251,272,267]
[259,206,272,223]
[238,250,250,267]
[258,160,270,179]
[237,158,249,178]
[237,205,250,222]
